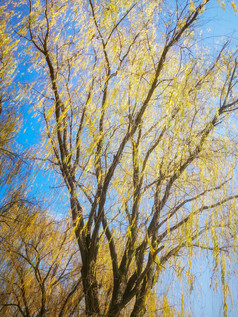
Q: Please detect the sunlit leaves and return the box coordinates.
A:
[231,1,237,13]
[0,204,82,316]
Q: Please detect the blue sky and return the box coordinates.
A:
[188,3,238,316]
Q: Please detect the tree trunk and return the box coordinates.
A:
[81,262,100,316]
[130,268,154,317]
[107,305,121,317]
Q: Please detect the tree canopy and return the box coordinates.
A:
[1,0,238,316]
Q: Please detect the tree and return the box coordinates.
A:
[0,10,18,179]
[0,5,26,220]
[0,204,84,317]
[2,0,238,315]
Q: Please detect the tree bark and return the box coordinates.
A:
[81,261,100,316]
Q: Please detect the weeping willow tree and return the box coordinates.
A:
[0,7,27,229]
[0,8,20,187]
[0,203,85,317]
[2,0,238,315]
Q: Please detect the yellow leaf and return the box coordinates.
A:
[189,1,196,12]
[231,1,237,14]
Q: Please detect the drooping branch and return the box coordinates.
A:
[157,194,238,245]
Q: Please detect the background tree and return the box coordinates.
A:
[2,0,238,316]
[0,204,85,317]
[0,5,27,224]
